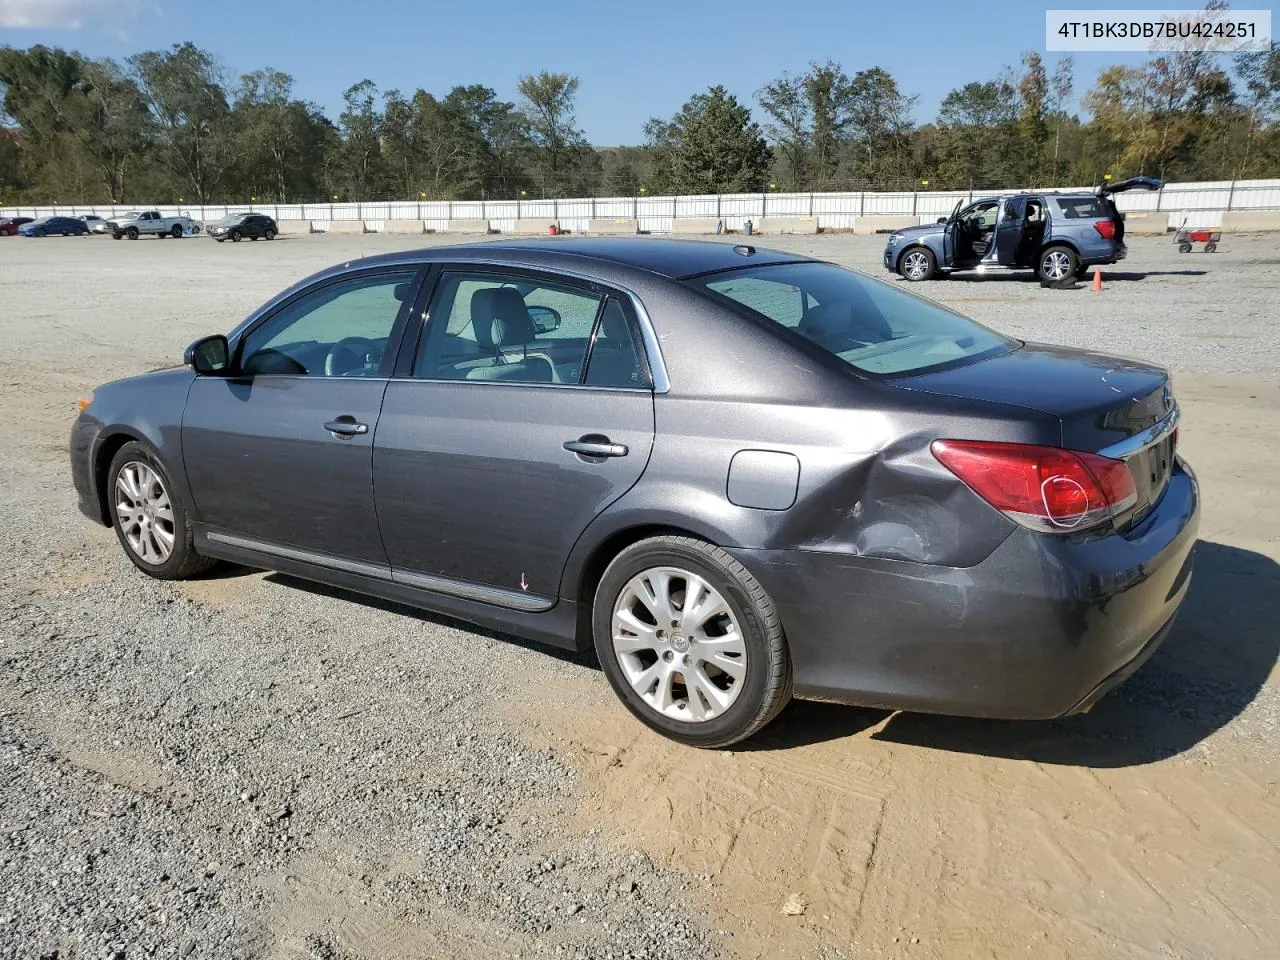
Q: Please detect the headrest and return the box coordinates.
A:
[393,281,412,302]
[471,287,536,349]
[599,299,629,341]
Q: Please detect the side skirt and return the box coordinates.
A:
[194,526,585,652]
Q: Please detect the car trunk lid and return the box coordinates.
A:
[895,342,1178,527]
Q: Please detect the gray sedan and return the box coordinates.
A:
[69,239,1198,747]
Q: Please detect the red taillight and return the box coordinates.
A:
[931,439,1137,532]
[1093,219,1116,240]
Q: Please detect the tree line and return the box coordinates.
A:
[1,39,1277,206]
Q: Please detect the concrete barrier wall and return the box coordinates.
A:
[1122,212,1169,235]
[326,220,367,234]
[512,218,558,234]
[587,218,638,234]
[1221,210,1280,231]
[443,219,491,233]
[854,215,919,234]
[276,219,313,234]
[670,217,723,235]
[759,216,819,235]
[382,219,425,234]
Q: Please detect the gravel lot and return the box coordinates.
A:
[1,230,1277,960]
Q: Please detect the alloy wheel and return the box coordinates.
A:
[114,460,175,564]
[1042,250,1071,281]
[611,566,747,722]
[902,250,931,280]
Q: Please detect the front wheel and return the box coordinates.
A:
[107,441,218,580]
[230,231,242,242]
[126,227,139,240]
[1038,245,1078,288]
[593,535,792,748]
[899,247,936,282]
[171,225,183,238]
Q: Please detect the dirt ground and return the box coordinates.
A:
[1,230,1277,960]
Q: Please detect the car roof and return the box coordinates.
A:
[353,237,814,281]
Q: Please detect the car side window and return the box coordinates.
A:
[583,297,650,389]
[238,270,419,378]
[415,271,605,385]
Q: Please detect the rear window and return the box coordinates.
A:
[684,261,1014,377]
[1054,196,1106,219]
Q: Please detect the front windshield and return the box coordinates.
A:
[685,261,1015,376]
[215,214,247,225]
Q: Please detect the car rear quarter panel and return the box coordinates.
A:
[560,283,1062,599]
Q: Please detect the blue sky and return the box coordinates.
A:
[0,0,1252,143]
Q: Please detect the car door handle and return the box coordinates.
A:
[324,417,369,436]
[563,437,628,458]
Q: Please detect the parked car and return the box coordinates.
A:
[0,216,35,236]
[884,177,1163,287]
[208,212,278,242]
[79,214,110,234]
[70,239,1197,747]
[18,216,89,237]
[108,210,202,239]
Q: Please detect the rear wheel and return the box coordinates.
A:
[593,535,792,748]
[265,228,276,241]
[1038,245,1078,288]
[107,441,218,580]
[899,247,936,282]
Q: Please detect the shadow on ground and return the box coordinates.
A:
[258,541,1275,769]
[747,541,1278,767]
[263,572,599,669]
[938,269,1209,285]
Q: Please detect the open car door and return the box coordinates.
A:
[942,199,963,267]
[1098,176,1163,196]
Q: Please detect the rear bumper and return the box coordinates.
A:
[730,459,1199,719]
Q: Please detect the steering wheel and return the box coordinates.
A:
[324,337,379,377]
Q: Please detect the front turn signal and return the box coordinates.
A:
[77,394,94,412]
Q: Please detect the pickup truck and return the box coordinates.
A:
[108,210,203,240]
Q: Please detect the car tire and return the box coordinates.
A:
[592,535,792,748]
[112,233,122,240]
[171,225,183,238]
[231,231,242,242]
[106,441,218,580]
[265,229,276,241]
[126,227,139,240]
[1038,245,1078,288]
[899,247,936,282]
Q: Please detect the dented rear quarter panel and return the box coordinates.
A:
[561,281,1062,602]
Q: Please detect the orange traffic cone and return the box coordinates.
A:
[1091,268,1103,291]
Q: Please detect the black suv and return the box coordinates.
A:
[208,213,279,242]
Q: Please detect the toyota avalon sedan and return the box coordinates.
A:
[69,239,1197,747]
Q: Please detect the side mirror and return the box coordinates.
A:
[937,217,947,224]
[185,334,230,375]
[527,305,561,334]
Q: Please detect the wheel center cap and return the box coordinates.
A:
[670,634,690,652]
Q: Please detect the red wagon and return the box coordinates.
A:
[1174,218,1220,253]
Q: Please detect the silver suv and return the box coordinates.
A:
[883,177,1162,287]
